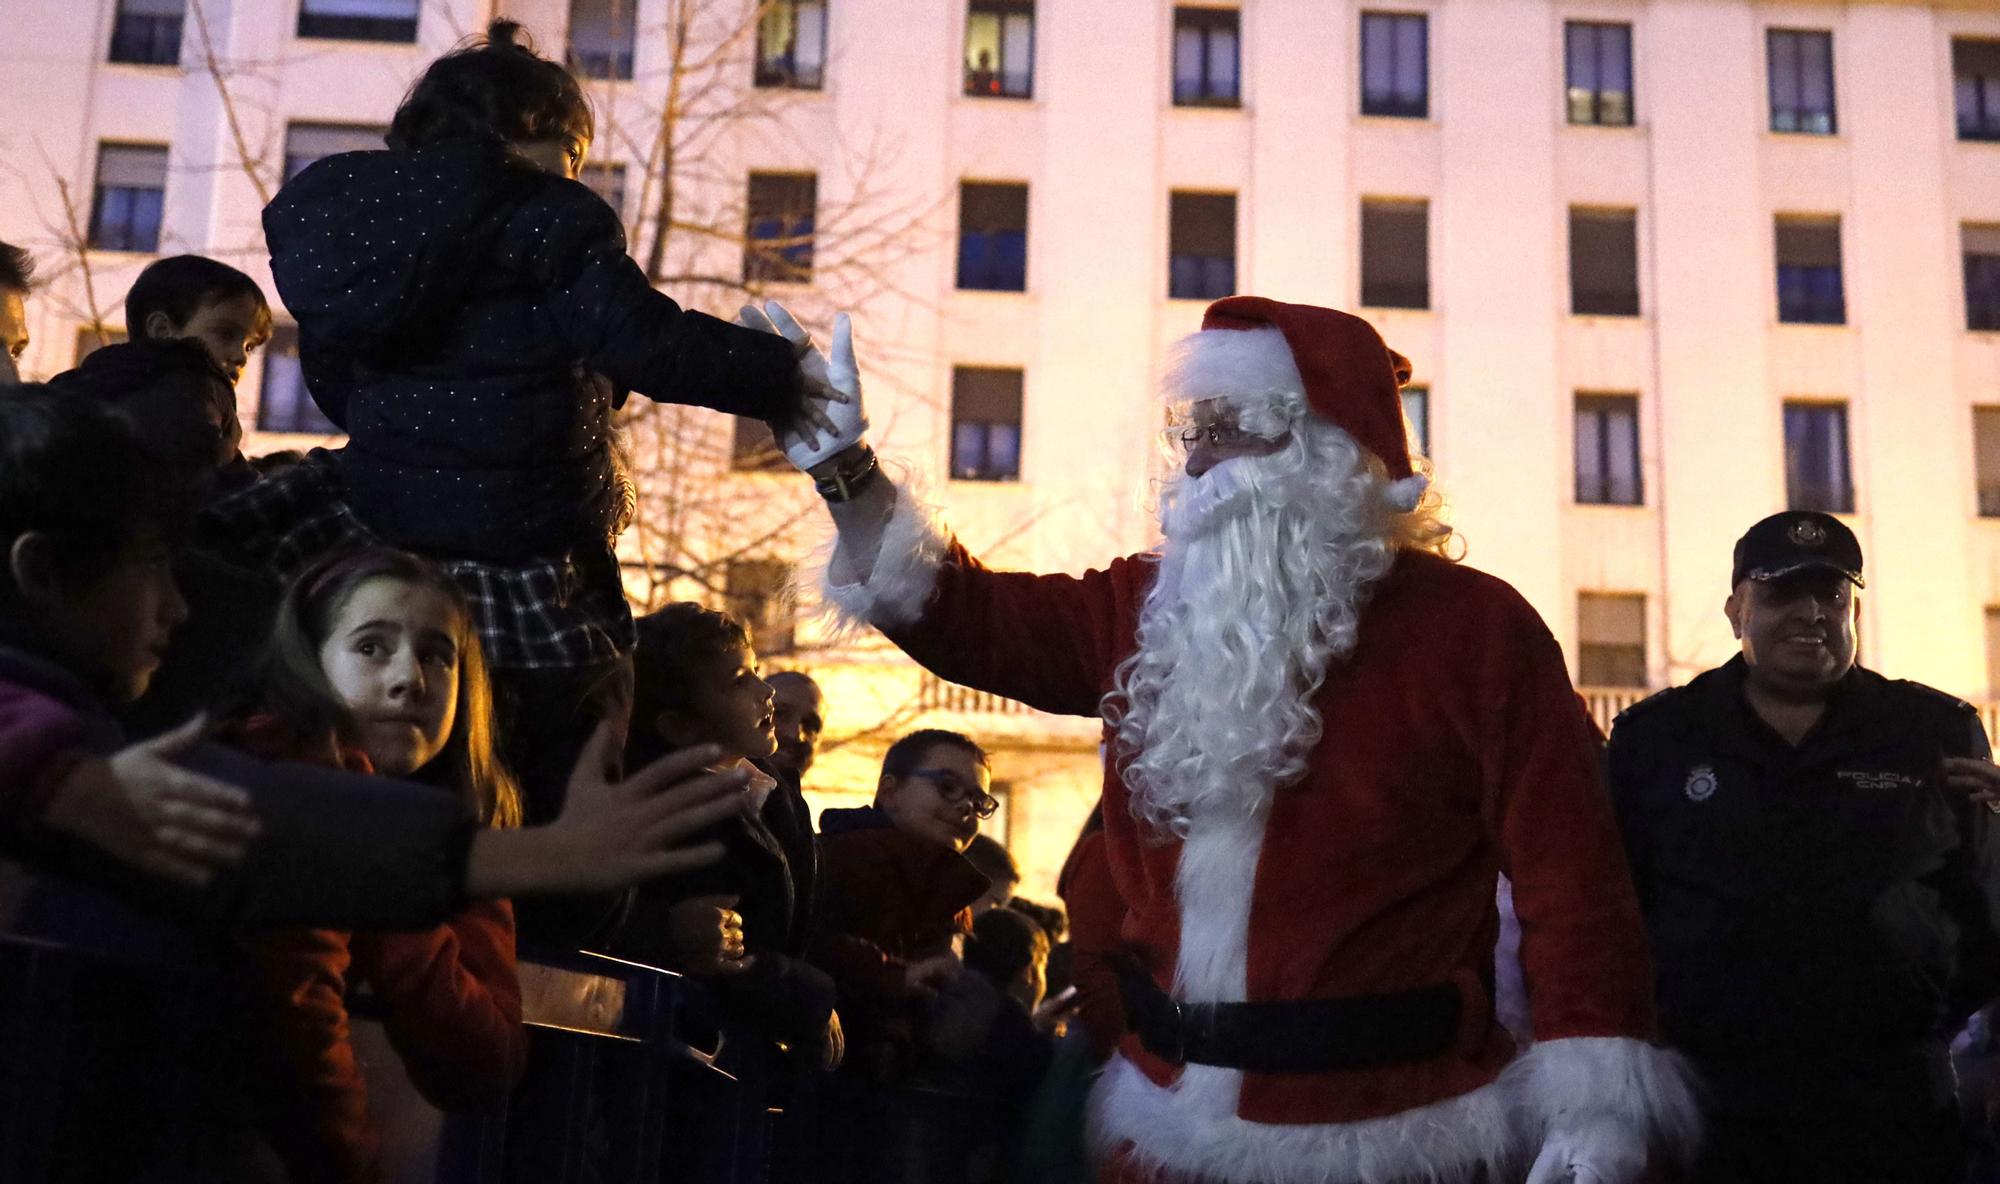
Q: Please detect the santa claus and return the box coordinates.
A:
[744,296,1700,1184]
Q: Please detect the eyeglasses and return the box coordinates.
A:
[1163,422,1288,456]
[906,768,1001,819]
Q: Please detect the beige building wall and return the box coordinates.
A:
[5,0,2000,896]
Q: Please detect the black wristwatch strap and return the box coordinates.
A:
[814,447,879,502]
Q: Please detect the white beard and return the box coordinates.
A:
[1107,435,1401,841]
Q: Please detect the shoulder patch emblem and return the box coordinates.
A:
[1684,765,1719,803]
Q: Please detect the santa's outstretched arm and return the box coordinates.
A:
[737,303,1129,720]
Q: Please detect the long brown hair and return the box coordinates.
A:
[259,547,522,828]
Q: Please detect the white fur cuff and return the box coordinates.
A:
[811,462,950,633]
[1516,1036,1703,1169]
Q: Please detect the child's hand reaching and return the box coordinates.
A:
[736,302,867,468]
[464,727,748,898]
[41,715,262,887]
[668,893,757,976]
[901,951,963,999]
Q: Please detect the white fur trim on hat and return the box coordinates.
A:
[808,460,950,635]
[1385,474,1430,512]
[1163,326,1306,410]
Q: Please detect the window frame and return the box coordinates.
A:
[1782,400,1855,515]
[295,0,421,43]
[108,0,183,66]
[1577,592,1648,690]
[567,0,638,81]
[1563,20,1633,127]
[1171,6,1242,109]
[1958,39,2000,143]
[1167,190,1238,302]
[754,0,828,90]
[1400,384,1430,457]
[1359,10,1429,119]
[88,142,169,254]
[1766,27,1837,136]
[1974,406,2000,518]
[1774,215,1846,326]
[1359,197,1431,311]
[256,324,342,436]
[957,180,1030,292]
[742,171,819,285]
[949,365,1026,483]
[1573,393,1643,507]
[1569,206,1641,318]
[964,0,1034,99]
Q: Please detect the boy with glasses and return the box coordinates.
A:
[812,729,1002,1179]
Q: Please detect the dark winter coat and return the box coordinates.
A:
[263,139,802,562]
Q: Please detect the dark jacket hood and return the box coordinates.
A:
[263,141,542,359]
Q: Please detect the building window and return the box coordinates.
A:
[89,144,168,253]
[1172,7,1240,108]
[1574,393,1642,506]
[1767,29,1835,135]
[1775,216,1845,325]
[1783,401,1853,514]
[1168,192,1236,301]
[109,0,183,65]
[731,417,789,471]
[755,0,826,89]
[1957,40,2000,143]
[283,123,387,183]
[568,0,636,80]
[74,327,130,365]
[950,366,1023,482]
[1986,609,2000,699]
[257,326,341,435]
[1578,593,1646,689]
[296,0,419,42]
[1564,21,1632,127]
[1401,384,1429,456]
[965,0,1033,98]
[1569,207,1640,317]
[1361,198,1429,310]
[1975,408,2000,517]
[1968,224,2000,332]
[582,162,628,216]
[958,181,1028,292]
[743,172,817,284]
[1360,11,1427,118]
[725,559,796,655]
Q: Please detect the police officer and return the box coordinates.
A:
[1607,511,2000,1183]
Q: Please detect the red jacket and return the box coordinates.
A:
[234,720,526,1184]
[0,672,96,851]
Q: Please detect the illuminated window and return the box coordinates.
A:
[756,0,827,89]
[965,0,1033,98]
[1565,21,1632,126]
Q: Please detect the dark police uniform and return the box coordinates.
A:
[1609,656,2000,1183]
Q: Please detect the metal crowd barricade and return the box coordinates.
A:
[0,931,803,1184]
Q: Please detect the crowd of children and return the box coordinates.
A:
[0,19,1087,1184]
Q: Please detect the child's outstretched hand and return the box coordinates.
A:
[668,893,757,976]
[41,715,262,887]
[737,302,867,468]
[465,727,748,899]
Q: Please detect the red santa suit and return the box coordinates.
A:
[818,298,1697,1184]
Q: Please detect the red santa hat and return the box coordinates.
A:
[1166,296,1418,483]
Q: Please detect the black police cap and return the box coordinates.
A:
[1730,511,1864,589]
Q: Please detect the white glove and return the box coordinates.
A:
[1525,1112,1647,1184]
[736,301,868,470]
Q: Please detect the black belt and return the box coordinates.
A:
[1110,955,1465,1074]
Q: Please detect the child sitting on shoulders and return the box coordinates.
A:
[211,21,852,843]
[604,603,839,1068]
[231,548,530,1184]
